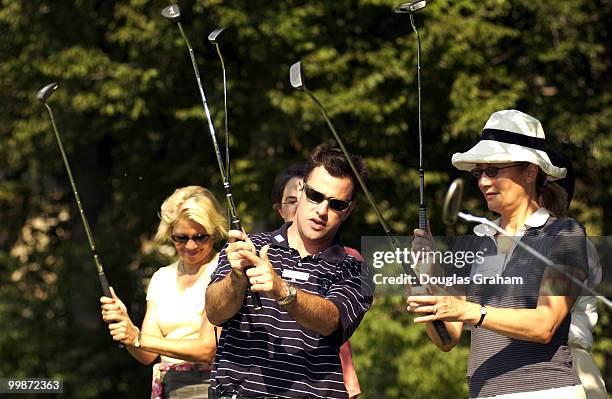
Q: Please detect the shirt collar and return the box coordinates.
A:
[473,218,500,237]
[473,207,550,236]
[269,222,347,264]
[523,207,550,228]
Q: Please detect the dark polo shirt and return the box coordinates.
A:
[208,222,374,398]
[458,215,588,398]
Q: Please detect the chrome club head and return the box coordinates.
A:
[208,27,226,43]
[37,82,59,103]
[442,178,464,225]
[161,4,181,22]
[394,0,428,13]
[289,61,305,90]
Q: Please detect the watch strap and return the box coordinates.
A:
[277,282,297,306]
[133,327,142,348]
[474,305,487,328]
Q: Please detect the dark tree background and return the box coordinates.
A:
[1,0,610,397]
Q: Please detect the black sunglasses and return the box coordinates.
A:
[170,234,211,244]
[471,163,526,179]
[302,183,352,212]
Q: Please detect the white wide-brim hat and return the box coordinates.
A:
[451,109,566,180]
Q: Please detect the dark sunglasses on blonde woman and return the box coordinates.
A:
[170,234,211,245]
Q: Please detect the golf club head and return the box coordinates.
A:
[289,61,305,90]
[208,27,226,43]
[442,178,464,225]
[161,4,181,22]
[37,82,59,103]
[394,0,429,13]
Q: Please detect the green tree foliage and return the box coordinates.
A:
[1,0,610,397]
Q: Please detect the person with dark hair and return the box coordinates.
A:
[272,163,362,399]
[205,146,373,399]
[546,147,575,206]
[548,147,607,399]
[271,164,307,221]
[407,110,590,398]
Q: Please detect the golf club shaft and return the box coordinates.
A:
[43,104,111,298]
[409,10,448,343]
[175,21,261,310]
[301,89,451,344]
[212,39,235,238]
[177,22,227,184]
[213,43,231,185]
[302,89,393,239]
[410,13,428,232]
[458,212,612,309]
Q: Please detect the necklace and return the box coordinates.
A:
[178,260,200,276]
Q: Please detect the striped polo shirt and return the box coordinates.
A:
[209,222,374,398]
[459,212,589,398]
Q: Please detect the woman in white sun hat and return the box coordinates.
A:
[407,109,590,398]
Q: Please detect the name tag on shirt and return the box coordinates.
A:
[471,254,505,278]
[282,269,310,282]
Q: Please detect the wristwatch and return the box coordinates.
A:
[277,282,297,306]
[133,327,142,348]
[474,305,487,328]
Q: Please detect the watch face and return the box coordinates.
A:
[134,330,142,347]
[481,306,487,315]
[278,283,297,305]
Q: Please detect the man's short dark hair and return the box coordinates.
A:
[271,164,308,206]
[304,146,368,198]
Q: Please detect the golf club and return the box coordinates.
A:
[38,83,125,348]
[442,178,612,309]
[37,82,113,299]
[290,61,451,344]
[162,4,262,310]
[208,27,230,186]
[394,0,431,232]
[290,61,395,244]
[441,178,463,226]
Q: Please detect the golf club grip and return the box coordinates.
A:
[230,219,263,310]
[99,272,125,348]
[230,218,241,231]
[248,279,263,310]
[99,272,111,298]
[416,207,450,343]
[418,204,428,231]
[432,320,451,345]
[402,262,451,345]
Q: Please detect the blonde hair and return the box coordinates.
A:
[155,186,228,245]
[536,170,567,218]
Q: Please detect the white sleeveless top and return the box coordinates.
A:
[146,254,218,363]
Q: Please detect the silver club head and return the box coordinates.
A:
[394,0,428,13]
[289,61,305,90]
[208,27,226,43]
[442,178,464,226]
[37,82,59,103]
[161,4,181,22]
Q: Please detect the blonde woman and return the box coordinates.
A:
[101,186,227,399]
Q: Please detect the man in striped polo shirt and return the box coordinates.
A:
[206,147,374,399]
